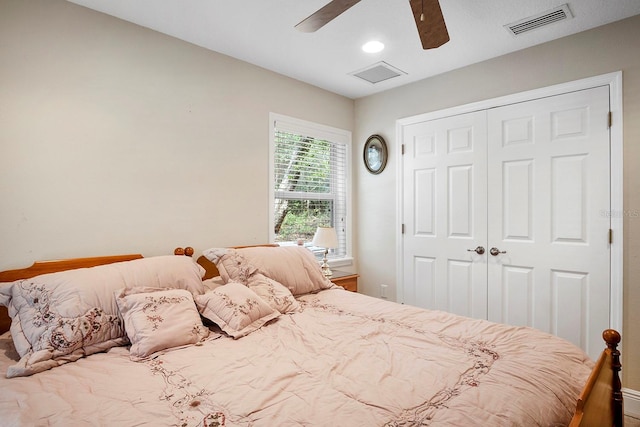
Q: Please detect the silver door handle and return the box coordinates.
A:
[490,247,507,256]
[467,246,485,255]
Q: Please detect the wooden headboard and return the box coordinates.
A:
[0,254,143,335]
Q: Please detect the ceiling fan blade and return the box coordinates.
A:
[410,0,450,49]
[295,0,362,33]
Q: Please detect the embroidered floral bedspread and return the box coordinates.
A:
[0,289,592,426]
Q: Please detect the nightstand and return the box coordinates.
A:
[330,270,358,292]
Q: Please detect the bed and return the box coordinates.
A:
[0,245,623,426]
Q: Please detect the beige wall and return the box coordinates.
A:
[0,0,354,268]
[354,15,640,389]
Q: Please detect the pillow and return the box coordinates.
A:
[2,256,206,378]
[202,276,225,292]
[203,248,257,284]
[203,246,333,296]
[195,282,279,338]
[116,287,209,361]
[246,273,300,314]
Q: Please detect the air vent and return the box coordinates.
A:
[351,62,406,84]
[505,4,573,36]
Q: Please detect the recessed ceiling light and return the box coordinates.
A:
[362,40,384,53]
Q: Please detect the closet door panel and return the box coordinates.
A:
[402,111,488,319]
[487,86,611,359]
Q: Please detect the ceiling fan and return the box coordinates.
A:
[295,0,450,50]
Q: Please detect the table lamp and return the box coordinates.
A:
[312,226,338,277]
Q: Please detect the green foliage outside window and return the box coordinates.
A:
[276,200,333,242]
[274,132,334,243]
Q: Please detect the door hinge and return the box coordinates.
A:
[609,229,613,244]
[401,144,405,155]
[608,111,612,128]
[402,224,405,234]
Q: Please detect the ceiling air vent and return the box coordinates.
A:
[505,4,573,36]
[351,62,406,84]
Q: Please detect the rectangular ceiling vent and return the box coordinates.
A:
[351,62,406,84]
[505,4,573,36]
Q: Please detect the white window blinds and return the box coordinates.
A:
[272,118,348,258]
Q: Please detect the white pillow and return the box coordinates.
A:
[195,282,279,339]
[3,256,206,378]
[116,287,209,361]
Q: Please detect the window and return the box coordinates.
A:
[269,114,351,261]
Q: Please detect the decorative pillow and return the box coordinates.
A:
[203,248,257,284]
[195,282,280,339]
[246,273,300,314]
[202,276,225,292]
[203,246,333,296]
[115,287,209,361]
[2,256,206,378]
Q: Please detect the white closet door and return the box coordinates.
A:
[486,86,611,358]
[400,85,612,359]
[401,111,488,318]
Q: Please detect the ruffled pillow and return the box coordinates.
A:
[195,282,279,339]
[116,287,209,361]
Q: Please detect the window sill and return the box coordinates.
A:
[327,257,353,268]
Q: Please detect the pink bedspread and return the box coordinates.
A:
[0,288,592,426]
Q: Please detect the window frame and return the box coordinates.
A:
[269,113,353,267]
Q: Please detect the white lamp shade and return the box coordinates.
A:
[312,226,338,249]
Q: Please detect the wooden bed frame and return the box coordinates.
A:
[0,251,624,426]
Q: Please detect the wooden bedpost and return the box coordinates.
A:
[174,247,194,257]
[603,329,623,427]
[569,328,623,427]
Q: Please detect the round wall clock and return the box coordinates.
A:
[363,134,388,174]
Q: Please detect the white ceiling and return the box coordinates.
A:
[67,0,640,99]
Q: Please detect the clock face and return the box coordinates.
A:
[363,135,387,174]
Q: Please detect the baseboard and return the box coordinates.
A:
[624,388,640,418]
